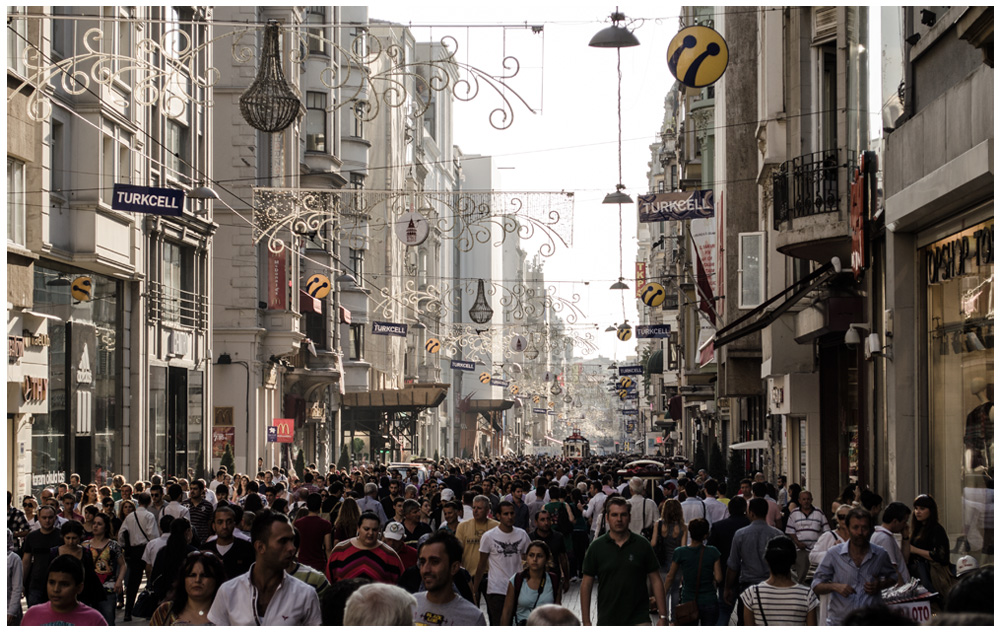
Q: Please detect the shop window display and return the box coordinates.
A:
[925,219,994,564]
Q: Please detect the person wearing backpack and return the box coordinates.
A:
[528,510,570,594]
[500,541,560,625]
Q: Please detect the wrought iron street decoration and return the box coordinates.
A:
[8,19,537,131]
[372,279,586,326]
[252,189,573,259]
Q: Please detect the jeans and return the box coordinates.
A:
[662,550,682,622]
[697,603,720,626]
[26,587,46,607]
[93,591,117,625]
[485,593,506,625]
[716,586,734,625]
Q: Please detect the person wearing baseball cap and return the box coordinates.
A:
[383,521,418,570]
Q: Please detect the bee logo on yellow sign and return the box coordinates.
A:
[425,338,441,353]
[479,372,492,384]
[71,277,93,302]
[640,282,666,308]
[667,25,729,89]
[305,273,332,299]
[617,323,633,341]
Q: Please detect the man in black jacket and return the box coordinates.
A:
[202,505,255,581]
[707,495,750,625]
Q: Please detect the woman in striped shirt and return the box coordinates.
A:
[739,536,818,625]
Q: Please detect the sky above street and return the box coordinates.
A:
[369,1,684,361]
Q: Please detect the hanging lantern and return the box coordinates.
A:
[239,21,304,133]
[468,279,494,324]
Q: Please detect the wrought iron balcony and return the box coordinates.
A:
[148,283,208,330]
[772,149,856,230]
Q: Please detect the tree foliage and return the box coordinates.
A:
[220,443,235,474]
[337,443,350,470]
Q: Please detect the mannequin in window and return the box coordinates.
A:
[961,377,993,554]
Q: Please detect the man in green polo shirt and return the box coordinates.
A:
[581,497,668,626]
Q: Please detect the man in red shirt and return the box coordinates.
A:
[383,521,418,570]
[293,493,332,570]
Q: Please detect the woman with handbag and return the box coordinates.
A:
[85,513,127,625]
[650,498,686,622]
[661,518,721,625]
[907,494,952,601]
[501,541,560,625]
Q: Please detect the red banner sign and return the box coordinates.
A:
[635,262,647,298]
[273,418,294,443]
[268,249,287,310]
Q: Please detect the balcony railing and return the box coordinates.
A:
[148,282,208,330]
[772,149,856,230]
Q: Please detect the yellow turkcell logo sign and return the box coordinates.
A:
[667,25,729,89]
[617,323,633,341]
[71,277,93,302]
[425,338,441,353]
[479,372,492,384]
[640,282,666,308]
[305,273,332,299]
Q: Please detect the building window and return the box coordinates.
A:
[305,302,327,350]
[349,323,365,360]
[165,119,189,179]
[51,6,72,60]
[7,7,27,76]
[670,165,678,190]
[818,46,838,152]
[349,248,365,287]
[162,242,194,325]
[352,102,366,138]
[101,124,133,206]
[738,232,765,309]
[7,157,26,247]
[349,173,365,212]
[306,92,327,152]
[305,7,327,54]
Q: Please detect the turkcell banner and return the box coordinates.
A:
[637,324,671,338]
[622,409,639,416]
[618,365,643,376]
[532,408,548,414]
[450,359,476,371]
[372,321,408,337]
[111,183,185,216]
[637,190,714,222]
[492,379,510,388]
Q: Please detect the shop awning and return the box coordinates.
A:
[713,258,841,348]
[299,290,322,314]
[544,436,564,445]
[342,383,449,412]
[464,398,516,413]
[646,349,663,374]
[729,439,769,450]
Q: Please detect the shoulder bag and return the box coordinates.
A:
[640,501,654,540]
[754,585,770,625]
[673,546,705,625]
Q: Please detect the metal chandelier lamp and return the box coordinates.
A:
[239,21,304,133]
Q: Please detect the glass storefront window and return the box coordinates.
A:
[925,218,994,565]
[149,367,167,478]
[188,370,204,479]
[32,266,121,490]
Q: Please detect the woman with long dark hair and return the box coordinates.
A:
[661,518,721,626]
[501,541,560,625]
[650,498,686,623]
[831,483,859,514]
[907,494,950,596]
[149,518,198,603]
[329,497,361,550]
[149,551,226,626]
[85,512,127,624]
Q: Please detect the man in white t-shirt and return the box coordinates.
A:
[784,489,830,584]
[472,501,530,625]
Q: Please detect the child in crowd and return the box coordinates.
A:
[21,554,108,626]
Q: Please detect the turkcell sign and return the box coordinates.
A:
[636,324,671,338]
[371,321,408,337]
[492,379,510,388]
[112,183,185,216]
[547,410,557,416]
[637,190,714,222]
[618,365,643,376]
[532,408,548,414]
[450,359,476,371]
[622,409,639,415]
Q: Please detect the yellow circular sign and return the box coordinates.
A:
[667,25,729,89]
[533,395,540,404]
[479,372,492,384]
[618,376,633,388]
[425,338,441,353]
[640,282,666,308]
[511,385,520,395]
[305,273,332,299]
[71,277,93,302]
[617,324,633,341]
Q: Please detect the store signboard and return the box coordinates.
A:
[273,418,294,443]
[267,249,287,310]
[111,183,184,216]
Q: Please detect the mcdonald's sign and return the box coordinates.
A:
[273,418,294,443]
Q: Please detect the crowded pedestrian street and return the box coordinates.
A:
[6,4,994,627]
